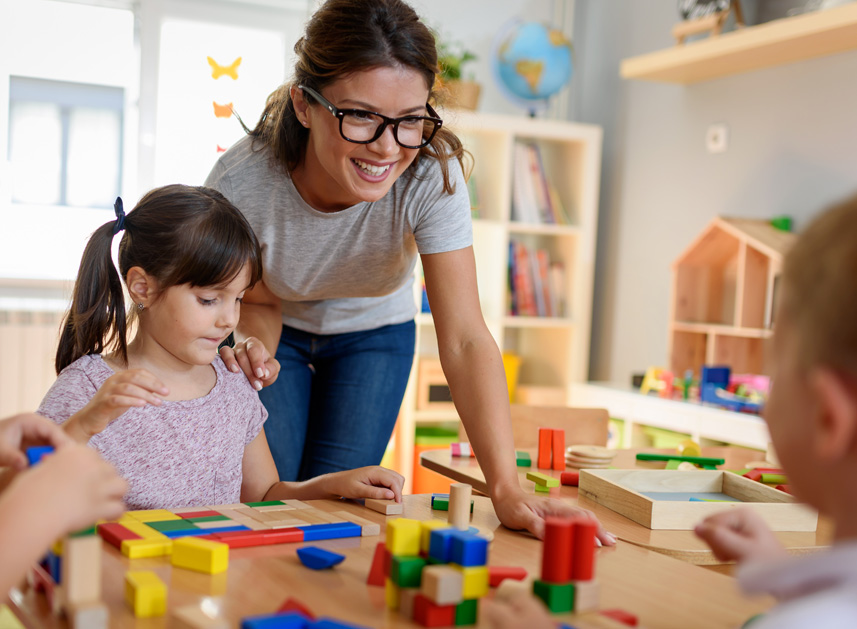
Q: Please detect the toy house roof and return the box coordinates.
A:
[673,216,797,267]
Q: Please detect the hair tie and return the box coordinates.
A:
[112,197,126,235]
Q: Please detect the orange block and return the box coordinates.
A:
[538,428,552,469]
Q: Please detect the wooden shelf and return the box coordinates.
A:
[508,222,581,237]
[672,321,773,339]
[620,4,857,84]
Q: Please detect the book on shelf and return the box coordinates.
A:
[511,141,572,226]
[508,239,565,318]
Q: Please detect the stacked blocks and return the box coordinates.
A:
[527,471,559,494]
[380,517,490,627]
[537,428,565,471]
[450,443,476,458]
[533,516,600,614]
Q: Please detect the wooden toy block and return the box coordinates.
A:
[313,619,373,629]
[430,496,449,511]
[254,504,298,512]
[414,593,456,627]
[171,506,209,514]
[526,471,560,487]
[454,598,478,626]
[291,510,347,526]
[420,520,451,553]
[761,473,788,484]
[560,471,579,486]
[515,451,532,468]
[118,519,169,539]
[488,566,528,587]
[364,498,403,515]
[534,484,551,493]
[178,510,223,519]
[124,571,167,618]
[0,605,24,629]
[298,522,361,541]
[244,500,286,507]
[551,429,565,471]
[126,509,182,522]
[494,575,534,600]
[542,517,573,583]
[195,519,239,529]
[571,519,597,580]
[172,537,229,574]
[421,565,464,606]
[208,528,303,548]
[386,518,421,555]
[450,442,473,457]
[449,483,472,531]
[241,611,312,628]
[121,538,173,559]
[537,428,552,469]
[428,528,458,563]
[97,522,141,550]
[665,459,683,470]
[61,534,101,608]
[147,519,200,532]
[636,453,724,466]
[399,588,419,620]
[385,578,400,610]
[600,608,639,626]
[26,445,54,466]
[533,579,573,614]
[46,550,61,582]
[391,555,427,587]
[777,484,793,494]
[282,499,313,509]
[452,565,489,599]
[186,515,231,523]
[296,546,345,570]
[267,518,309,529]
[171,604,229,628]
[367,542,388,586]
[329,511,381,536]
[449,531,488,567]
[276,597,315,620]
[571,579,601,612]
[66,601,108,629]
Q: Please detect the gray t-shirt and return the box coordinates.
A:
[204,135,473,335]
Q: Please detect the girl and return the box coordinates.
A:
[38,184,403,510]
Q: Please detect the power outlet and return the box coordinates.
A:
[706,123,728,154]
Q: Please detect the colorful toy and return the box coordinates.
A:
[296,546,345,570]
[171,537,229,574]
[125,571,167,618]
[536,427,566,470]
[533,516,600,614]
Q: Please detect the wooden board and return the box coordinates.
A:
[578,469,818,531]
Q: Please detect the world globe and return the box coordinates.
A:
[493,20,573,113]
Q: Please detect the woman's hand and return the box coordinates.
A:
[695,507,786,564]
[0,413,72,470]
[220,337,280,391]
[482,592,555,629]
[492,486,617,545]
[316,466,405,502]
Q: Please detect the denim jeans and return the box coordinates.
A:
[258,320,416,481]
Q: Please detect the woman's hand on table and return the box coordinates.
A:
[220,337,280,391]
[492,486,617,545]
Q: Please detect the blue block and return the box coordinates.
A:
[701,366,730,388]
[449,530,489,567]
[428,528,458,563]
[296,546,345,570]
[26,445,54,466]
[313,618,372,629]
[241,611,309,628]
[46,551,61,583]
[298,522,361,541]
[432,493,450,499]
[162,528,209,539]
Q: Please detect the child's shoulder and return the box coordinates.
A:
[212,355,262,399]
[58,354,111,381]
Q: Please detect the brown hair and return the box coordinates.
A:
[56,184,263,373]
[781,194,857,375]
[247,0,468,194]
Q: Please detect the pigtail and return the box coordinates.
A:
[55,221,128,373]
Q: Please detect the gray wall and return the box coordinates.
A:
[571,1,857,384]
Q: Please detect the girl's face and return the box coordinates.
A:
[294,65,430,212]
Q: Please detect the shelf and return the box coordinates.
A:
[508,222,581,237]
[416,313,434,327]
[620,3,857,84]
[502,316,574,329]
[672,321,773,339]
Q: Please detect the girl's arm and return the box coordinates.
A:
[422,247,614,543]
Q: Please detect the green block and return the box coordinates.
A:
[243,500,285,507]
[186,515,230,523]
[516,459,532,468]
[70,525,97,537]
[533,580,574,614]
[146,520,199,532]
[432,497,449,511]
[636,453,724,466]
[526,471,559,487]
[534,484,551,493]
[390,556,427,588]
[665,459,682,470]
[455,599,478,625]
[761,473,788,484]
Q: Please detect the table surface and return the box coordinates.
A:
[10,495,773,629]
[421,446,833,565]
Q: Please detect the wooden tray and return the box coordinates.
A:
[579,469,817,531]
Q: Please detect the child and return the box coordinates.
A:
[38,184,403,510]
[0,413,126,597]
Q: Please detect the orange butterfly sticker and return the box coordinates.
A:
[212,102,234,118]
[207,56,241,80]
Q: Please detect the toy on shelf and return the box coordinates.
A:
[637,363,769,413]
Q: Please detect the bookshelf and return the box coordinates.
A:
[393,111,603,492]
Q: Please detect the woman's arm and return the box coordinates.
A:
[422,247,614,543]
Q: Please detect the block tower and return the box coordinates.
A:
[533,516,600,614]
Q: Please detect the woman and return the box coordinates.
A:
[208,0,614,542]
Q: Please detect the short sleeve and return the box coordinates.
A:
[204,158,234,201]
[37,364,99,425]
[245,397,268,446]
[411,158,473,255]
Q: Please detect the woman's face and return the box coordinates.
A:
[294,65,430,212]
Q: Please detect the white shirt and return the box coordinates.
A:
[737,541,857,628]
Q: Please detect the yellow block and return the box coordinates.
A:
[125,571,167,618]
[385,578,400,610]
[121,538,173,559]
[452,564,489,599]
[119,519,168,540]
[51,539,63,557]
[420,520,451,554]
[171,537,229,574]
[677,439,702,458]
[385,518,421,556]
[126,509,182,522]
[0,603,26,629]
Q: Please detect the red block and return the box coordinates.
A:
[571,519,597,581]
[776,484,793,495]
[601,609,639,626]
[367,542,387,586]
[208,528,303,548]
[542,517,574,583]
[29,564,55,594]
[551,429,566,471]
[277,597,315,620]
[750,468,784,475]
[178,510,222,519]
[538,428,553,469]
[560,471,580,486]
[413,594,456,627]
[97,522,142,549]
[743,469,763,482]
[263,528,304,544]
[489,566,528,588]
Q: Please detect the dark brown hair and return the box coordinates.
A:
[56,184,263,373]
[247,0,468,194]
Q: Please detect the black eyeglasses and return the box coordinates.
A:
[299,85,442,149]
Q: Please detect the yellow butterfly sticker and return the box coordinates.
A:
[207,56,241,80]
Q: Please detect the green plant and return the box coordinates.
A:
[436,37,477,82]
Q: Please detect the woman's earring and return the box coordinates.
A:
[137,303,144,312]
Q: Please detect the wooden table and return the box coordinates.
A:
[10,495,772,629]
[421,447,832,565]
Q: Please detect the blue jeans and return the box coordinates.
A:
[258,320,416,481]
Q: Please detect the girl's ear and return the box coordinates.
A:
[290,85,311,128]
[126,266,158,308]
[810,367,857,463]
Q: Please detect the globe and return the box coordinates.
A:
[492,21,573,113]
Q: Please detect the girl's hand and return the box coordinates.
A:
[492,487,617,545]
[318,466,405,502]
[220,337,280,391]
[482,592,555,629]
[695,507,786,564]
[68,369,168,440]
[0,413,72,470]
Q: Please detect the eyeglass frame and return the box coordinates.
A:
[298,84,443,149]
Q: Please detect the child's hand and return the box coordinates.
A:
[0,414,72,470]
[220,337,280,391]
[695,507,787,564]
[482,592,555,629]
[68,369,168,440]
[319,466,405,502]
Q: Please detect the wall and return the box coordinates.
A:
[570,1,857,384]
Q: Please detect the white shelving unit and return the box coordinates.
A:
[394,111,603,492]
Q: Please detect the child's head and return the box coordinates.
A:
[57,184,262,373]
[766,194,857,520]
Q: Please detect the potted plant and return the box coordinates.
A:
[436,36,480,110]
